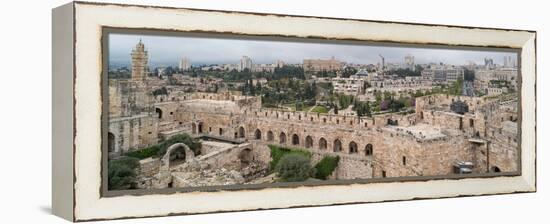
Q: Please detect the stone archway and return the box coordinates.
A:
[292,134,300,145]
[333,139,342,152]
[491,166,501,173]
[319,138,327,150]
[267,131,274,141]
[365,144,373,156]
[279,132,287,144]
[349,141,358,154]
[159,143,195,179]
[254,129,262,140]
[305,136,313,148]
[107,132,115,153]
[239,148,253,167]
[155,107,163,119]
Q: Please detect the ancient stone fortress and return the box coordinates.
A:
[107,41,519,189]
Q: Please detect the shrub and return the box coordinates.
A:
[157,134,202,159]
[124,145,161,159]
[152,87,168,96]
[108,156,140,190]
[314,155,340,180]
[269,145,311,171]
[275,153,314,182]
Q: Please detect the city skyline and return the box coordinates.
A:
[109,33,518,68]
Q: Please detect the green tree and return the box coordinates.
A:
[337,94,354,109]
[353,101,371,117]
[152,87,168,96]
[314,155,340,180]
[449,78,464,95]
[275,153,315,182]
[342,67,358,78]
[108,156,140,190]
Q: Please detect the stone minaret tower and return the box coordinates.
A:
[131,39,148,81]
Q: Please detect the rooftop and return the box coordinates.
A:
[384,124,447,140]
[180,99,240,114]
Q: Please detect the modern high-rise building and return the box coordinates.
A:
[239,56,253,71]
[503,55,516,68]
[179,57,191,71]
[404,54,415,71]
[131,39,148,81]
[484,57,495,70]
[275,60,285,68]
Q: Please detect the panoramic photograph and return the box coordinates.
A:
[105,32,520,191]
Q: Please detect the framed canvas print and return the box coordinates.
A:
[52,1,537,222]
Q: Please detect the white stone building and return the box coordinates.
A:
[239,56,253,71]
[178,57,191,71]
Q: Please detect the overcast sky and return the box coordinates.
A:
[109,33,517,67]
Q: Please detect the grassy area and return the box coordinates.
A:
[310,105,329,114]
[300,105,315,112]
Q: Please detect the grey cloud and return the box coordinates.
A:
[109,33,517,66]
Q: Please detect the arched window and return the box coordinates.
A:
[219,128,223,136]
[365,144,373,156]
[155,108,163,119]
[279,132,287,144]
[305,136,313,148]
[267,131,274,141]
[333,139,342,152]
[292,134,300,145]
[238,126,245,138]
[319,138,327,150]
[254,129,262,140]
[349,141,358,154]
[198,122,204,133]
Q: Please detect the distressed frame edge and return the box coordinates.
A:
[52,2,76,222]
[70,2,537,221]
[75,0,536,33]
[99,27,525,198]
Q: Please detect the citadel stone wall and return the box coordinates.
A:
[108,115,158,155]
[110,88,519,181]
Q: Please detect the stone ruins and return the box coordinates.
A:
[107,41,519,189]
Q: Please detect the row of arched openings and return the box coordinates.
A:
[253,129,373,156]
